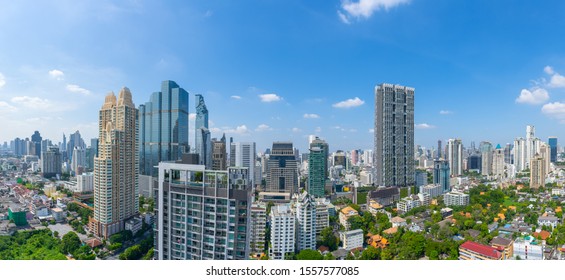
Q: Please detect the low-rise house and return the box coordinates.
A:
[390,216,407,228]
[488,222,499,233]
[339,206,359,230]
[459,241,503,260]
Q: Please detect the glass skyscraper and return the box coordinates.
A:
[139,80,189,176]
[549,137,558,163]
[308,137,328,197]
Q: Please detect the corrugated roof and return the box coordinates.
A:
[460,241,502,259]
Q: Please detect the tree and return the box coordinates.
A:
[53,231,59,238]
[119,245,143,260]
[296,249,323,260]
[61,232,81,255]
[360,246,381,260]
[348,215,365,232]
[319,227,338,251]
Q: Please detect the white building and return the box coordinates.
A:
[444,191,470,206]
[420,184,442,198]
[293,192,317,252]
[230,142,256,186]
[339,206,358,230]
[315,198,330,239]
[552,188,565,196]
[339,229,363,251]
[513,236,544,260]
[447,139,463,176]
[125,216,143,235]
[270,204,296,260]
[538,215,560,229]
[76,172,94,192]
[397,195,421,213]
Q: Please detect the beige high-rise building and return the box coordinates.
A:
[90,88,139,238]
[530,154,547,189]
[492,145,505,178]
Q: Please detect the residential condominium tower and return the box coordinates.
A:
[139,80,189,177]
[308,137,328,197]
[374,83,415,187]
[155,162,251,260]
[229,142,256,186]
[447,139,463,176]
[91,88,139,238]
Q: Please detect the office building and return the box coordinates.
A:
[41,146,62,179]
[265,142,298,196]
[230,142,256,186]
[31,131,42,158]
[447,139,463,176]
[374,83,415,187]
[549,137,558,163]
[480,141,493,176]
[308,137,328,197]
[90,88,139,238]
[433,159,450,193]
[415,169,427,187]
[155,162,251,260]
[139,80,189,177]
[211,134,227,171]
[270,204,296,260]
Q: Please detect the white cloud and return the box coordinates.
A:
[189,113,196,120]
[415,123,435,129]
[0,101,17,113]
[0,73,5,88]
[549,73,565,88]
[66,84,90,95]
[542,102,565,122]
[544,66,555,75]
[368,128,374,133]
[259,93,282,102]
[11,96,52,110]
[231,95,242,100]
[226,125,250,134]
[332,97,364,108]
[303,113,320,119]
[516,88,549,105]
[292,127,301,133]
[48,69,65,80]
[439,110,453,115]
[255,124,273,132]
[339,0,410,23]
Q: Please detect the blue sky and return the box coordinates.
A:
[1,0,565,153]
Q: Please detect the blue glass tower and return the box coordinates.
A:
[139,80,189,176]
[433,159,450,193]
[549,137,558,163]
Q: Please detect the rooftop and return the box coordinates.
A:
[460,241,502,259]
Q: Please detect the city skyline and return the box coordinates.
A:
[2,1,565,152]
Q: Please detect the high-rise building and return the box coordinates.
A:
[72,146,86,175]
[155,162,251,260]
[31,131,42,158]
[514,138,526,172]
[91,88,139,238]
[230,142,256,186]
[504,143,513,164]
[293,192,317,252]
[549,137,558,163]
[67,130,85,163]
[433,160,450,193]
[195,94,211,169]
[447,139,463,176]
[374,83,415,187]
[211,134,227,171]
[250,202,267,257]
[139,80,189,177]
[333,150,347,168]
[269,204,296,260]
[480,141,493,176]
[266,142,298,196]
[437,140,442,159]
[308,137,328,197]
[415,169,427,187]
[526,125,535,168]
[41,146,62,179]
[492,145,505,178]
[530,154,547,189]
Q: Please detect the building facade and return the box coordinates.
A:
[139,80,189,177]
[230,142,256,186]
[91,88,139,238]
[447,139,463,176]
[155,162,251,260]
[308,137,328,197]
[270,204,296,260]
[433,159,450,193]
[265,142,298,196]
[374,83,415,187]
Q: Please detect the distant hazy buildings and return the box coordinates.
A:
[230,142,256,186]
[91,88,139,238]
[41,146,62,179]
[374,83,415,187]
[139,80,189,177]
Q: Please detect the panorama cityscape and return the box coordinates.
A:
[2,1,565,261]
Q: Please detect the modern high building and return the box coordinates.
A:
[374,83,415,187]
[195,94,211,169]
[293,192,317,252]
[31,131,42,158]
[433,159,450,193]
[211,134,227,171]
[480,141,493,176]
[513,137,526,172]
[308,137,328,197]
[138,80,189,177]
[467,153,481,171]
[548,137,558,163]
[415,169,427,187]
[250,202,267,257]
[41,146,62,179]
[492,145,505,178]
[447,139,463,176]
[437,140,442,159]
[526,125,536,168]
[530,154,547,189]
[71,146,86,175]
[154,162,252,260]
[229,142,256,186]
[270,204,296,260]
[90,88,139,238]
[66,130,85,163]
[265,142,298,196]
